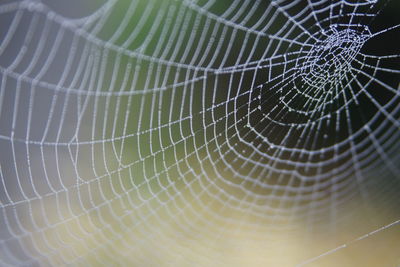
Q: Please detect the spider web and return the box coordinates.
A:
[0,0,399,266]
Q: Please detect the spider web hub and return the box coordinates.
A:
[297,25,371,92]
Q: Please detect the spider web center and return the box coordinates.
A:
[298,26,371,91]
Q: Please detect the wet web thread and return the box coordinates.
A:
[0,0,399,265]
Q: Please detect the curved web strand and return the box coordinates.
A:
[0,0,399,266]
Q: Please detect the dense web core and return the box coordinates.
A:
[0,0,399,266]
